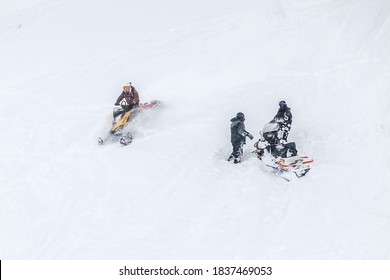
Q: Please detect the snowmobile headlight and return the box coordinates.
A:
[257,141,268,149]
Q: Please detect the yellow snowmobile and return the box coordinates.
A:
[98,100,162,146]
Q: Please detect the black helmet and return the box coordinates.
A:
[279,100,287,108]
[236,112,245,121]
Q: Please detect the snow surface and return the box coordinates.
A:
[0,0,390,259]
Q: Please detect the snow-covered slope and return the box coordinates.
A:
[1,0,389,259]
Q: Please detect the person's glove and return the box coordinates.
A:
[247,133,254,140]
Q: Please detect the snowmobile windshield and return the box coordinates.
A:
[113,105,124,118]
[113,105,124,114]
[263,122,280,133]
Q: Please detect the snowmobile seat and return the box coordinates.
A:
[267,142,298,158]
[279,142,298,158]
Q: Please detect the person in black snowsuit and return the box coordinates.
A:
[228,112,254,164]
[272,100,292,143]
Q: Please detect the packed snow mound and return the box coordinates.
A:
[0,0,389,259]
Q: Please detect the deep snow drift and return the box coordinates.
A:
[0,0,389,259]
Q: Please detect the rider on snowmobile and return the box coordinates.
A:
[272,100,292,143]
[228,112,254,164]
[115,82,140,111]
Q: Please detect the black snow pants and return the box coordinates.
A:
[229,141,244,163]
[280,123,291,142]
